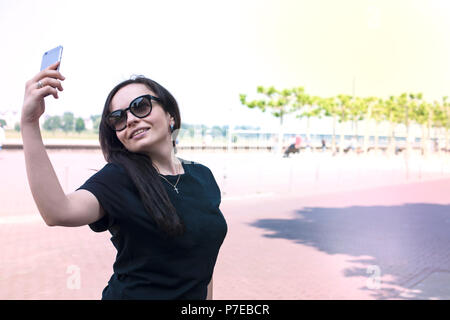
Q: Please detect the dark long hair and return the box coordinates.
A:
[99,76,184,237]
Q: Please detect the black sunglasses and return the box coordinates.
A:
[107,94,161,131]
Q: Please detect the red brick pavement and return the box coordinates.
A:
[1,150,450,299]
[1,177,449,299]
[214,177,450,300]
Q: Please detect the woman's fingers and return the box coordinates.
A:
[21,62,66,124]
[26,71,65,97]
[48,61,60,70]
[36,84,59,99]
[35,78,64,92]
[31,70,65,84]
[29,62,65,85]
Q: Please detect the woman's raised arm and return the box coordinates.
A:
[21,62,104,227]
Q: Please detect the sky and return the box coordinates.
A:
[1,0,450,131]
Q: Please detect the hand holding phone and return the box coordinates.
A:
[21,47,65,125]
[40,45,63,71]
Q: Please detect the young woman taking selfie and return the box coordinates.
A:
[21,61,228,300]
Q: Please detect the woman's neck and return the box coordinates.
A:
[151,153,183,175]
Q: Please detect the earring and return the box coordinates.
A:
[170,123,174,132]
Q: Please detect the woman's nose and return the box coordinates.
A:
[126,109,140,126]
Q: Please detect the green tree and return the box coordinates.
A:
[361,96,378,154]
[211,125,227,139]
[432,100,447,154]
[62,112,75,133]
[240,86,298,154]
[335,94,352,154]
[201,124,208,137]
[389,93,409,155]
[412,96,429,155]
[442,96,450,151]
[295,93,323,146]
[43,115,62,131]
[91,115,101,133]
[179,123,191,139]
[75,117,86,133]
[384,96,402,155]
[349,96,365,142]
[371,98,386,153]
[317,97,340,153]
[403,92,420,156]
[187,126,195,139]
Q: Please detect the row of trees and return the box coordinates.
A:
[240,87,450,156]
[42,113,102,133]
[10,114,233,141]
[11,113,102,133]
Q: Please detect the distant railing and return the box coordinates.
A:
[3,141,449,154]
[2,142,274,151]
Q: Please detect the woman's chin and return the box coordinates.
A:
[124,135,171,155]
[126,139,157,154]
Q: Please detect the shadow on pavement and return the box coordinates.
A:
[249,203,450,299]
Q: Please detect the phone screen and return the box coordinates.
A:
[40,45,63,71]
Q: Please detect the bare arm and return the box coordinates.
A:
[21,62,104,227]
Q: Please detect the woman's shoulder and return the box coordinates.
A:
[86,162,129,184]
[179,158,214,179]
[180,157,208,171]
[93,162,126,174]
[77,161,134,196]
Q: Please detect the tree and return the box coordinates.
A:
[201,124,208,137]
[442,96,450,152]
[403,92,420,156]
[294,93,323,147]
[91,115,101,133]
[43,115,62,131]
[335,94,352,154]
[211,125,227,139]
[62,112,75,133]
[411,95,429,156]
[371,98,386,153]
[179,123,193,139]
[362,96,378,154]
[187,126,195,139]
[317,97,339,153]
[238,84,449,157]
[240,86,298,154]
[75,117,86,133]
[390,93,409,155]
[384,96,401,155]
[431,99,448,155]
[349,96,365,142]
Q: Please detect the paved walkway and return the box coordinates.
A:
[1,149,449,299]
[215,177,450,299]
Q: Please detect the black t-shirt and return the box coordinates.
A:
[76,157,228,300]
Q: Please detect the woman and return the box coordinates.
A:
[21,61,228,300]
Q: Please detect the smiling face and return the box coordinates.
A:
[109,83,174,155]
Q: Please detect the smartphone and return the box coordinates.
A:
[40,45,63,71]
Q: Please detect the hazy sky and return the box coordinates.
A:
[1,0,450,130]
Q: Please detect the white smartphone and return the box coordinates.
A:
[40,45,63,71]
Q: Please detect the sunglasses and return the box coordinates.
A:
[107,94,161,131]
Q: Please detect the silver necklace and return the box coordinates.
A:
[158,162,182,194]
